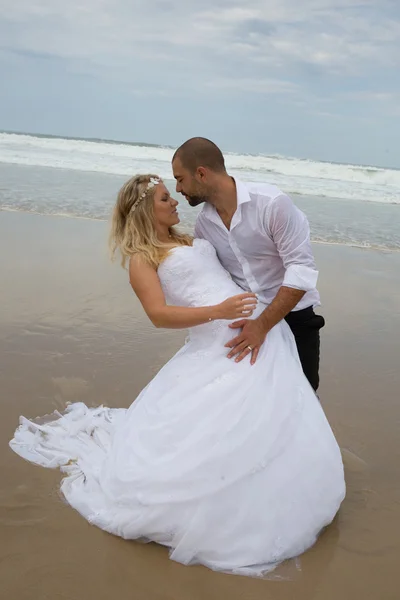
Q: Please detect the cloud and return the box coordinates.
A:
[201,74,299,95]
[1,0,399,75]
[339,90,400,117]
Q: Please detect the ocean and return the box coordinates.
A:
[0,131,399,250]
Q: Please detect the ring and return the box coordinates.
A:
[247,345,252,351]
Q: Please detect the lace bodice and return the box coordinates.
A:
[158,238,242,309]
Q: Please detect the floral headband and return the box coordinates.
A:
[129,177,161,216]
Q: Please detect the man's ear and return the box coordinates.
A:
[197,167,207,180]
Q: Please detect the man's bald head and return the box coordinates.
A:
[172,137,226,174]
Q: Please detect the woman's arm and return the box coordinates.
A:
[129,255,257,329]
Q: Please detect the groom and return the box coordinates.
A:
[172,137,325,392]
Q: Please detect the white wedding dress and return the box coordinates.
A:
[10,238,345,576]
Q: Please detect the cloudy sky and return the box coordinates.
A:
[1,0,399,167]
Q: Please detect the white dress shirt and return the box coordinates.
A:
[194,178,320,311]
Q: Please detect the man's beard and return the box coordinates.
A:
[186,195,207,207]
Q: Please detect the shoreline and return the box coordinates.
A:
[1,208,399,254]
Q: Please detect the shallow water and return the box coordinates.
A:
[0,160,399,251]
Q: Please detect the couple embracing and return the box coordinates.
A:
[10,137,345,576]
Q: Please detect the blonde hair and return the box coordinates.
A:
[109,173,192,269]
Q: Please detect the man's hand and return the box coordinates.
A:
[225,286,306,365]
[224,318,268,365]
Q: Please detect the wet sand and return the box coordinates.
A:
[1,211,399,599]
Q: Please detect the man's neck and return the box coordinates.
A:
[208,176,237,218]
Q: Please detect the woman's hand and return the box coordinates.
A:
[215,293,257,321]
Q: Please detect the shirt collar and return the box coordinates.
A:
[201,177,251,223]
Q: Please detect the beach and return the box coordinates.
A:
[1,210,400,599]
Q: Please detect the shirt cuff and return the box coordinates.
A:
[282,264,319,292]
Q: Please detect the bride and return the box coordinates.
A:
[10,174,345,576]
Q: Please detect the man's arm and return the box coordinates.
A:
[253,193,318,330]
[226,193,318,364]
[257,286,305,332]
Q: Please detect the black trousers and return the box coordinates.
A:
[284,306,325,392]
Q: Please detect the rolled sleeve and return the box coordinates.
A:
[283,264,319,291]
[267,194,319,292]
